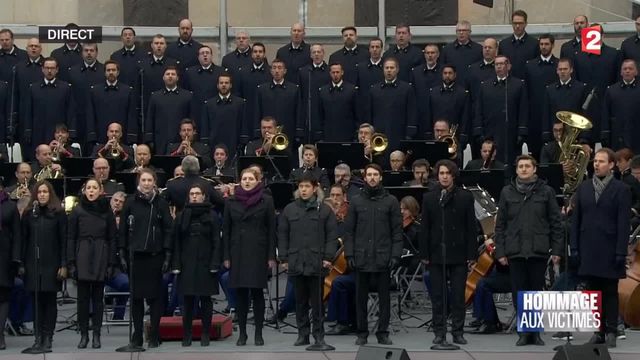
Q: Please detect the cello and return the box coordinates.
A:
[323,200,349,302]
[618,228,640,327]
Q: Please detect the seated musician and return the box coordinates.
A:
[48,124,80,160]
[464,139,505,170]
[91,122,134,172]
[289,144,330,190]
[31,144,63,179]
[6,162,34,201]
[389,150,406,171]
[630,155,640,182]
[124,144,156,173]
[358,122,384,166]
[92,158,125,197]
[333,163,362,201]
[203,144,235,177]
[540,121,563,164]
[173,165,184,178]
[400,196,421,271]
[616,148,640,217]
[105,191,129,321]
[403,158,438,191]
[163,155,224,213]
[245,116,292,158]
[165,118,212,169]
[432,119,463,163]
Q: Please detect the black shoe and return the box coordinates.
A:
[236,333,247,346]
[467,319,482,328]
[452,335,467,345]
[254,333,264,346]
[131,331,143,348]
[148,339,159,348]
[42,335,52,351]
[587,333,605,344]
[472,323,499,334]
[616,325,626,340]
[516,334,529,346]
[551,332,573,341]
[326,323,352,335]
[0,335,5,350]
[377,334,393,345]
[294,335,310,346]
[433,335,445,345]
[531,333,545,346]
[77,332,89,349]
[355,336,367,345]
[606,333,616,348]
[201,332,210,347]
[182,337,192,347]
[92,332,101,349]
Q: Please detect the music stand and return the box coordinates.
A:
[114,173,137,194]
[49,178,64,200]
[65,177,89,196]
[385,186,427,206]
[316,142,366,170]
[238,156,291,181]
[202,175,236,185]
[382,171,414,187]
[0,162,19,187]
[268,182,296,210]
[458,169,505,201]
[62,157,95,178]
[537,163,564,195]
[400,140,449,167]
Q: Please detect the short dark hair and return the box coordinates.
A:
[298,172,319,187]
[512,9,528,22]
[261,116,277,126]
[42,57,58,68]
[302,144,318,158]
[596,147,616,163]
[516,154,538,168]
[54,123,69,133]
[442,64,457,73]
[369,37,383,47]
[189,184,207,197]
[434,159,459,179]
[0,29,14,38]
[179,118,196,130]
[539,33,555,44]
[121,27,136,36]
[136,168,158,184]
[163,65,179,75]
[199,45,213,54]
[383,57,399,68]
[364,163,383,175]
[616,148,634,162]
[329,62,343,70]
[272,58,287,69]
[412,158,430,171]
[218,72,233,84]
[104,59,120,70]
[395,23,411,33]
[214,143,229,156]
[341,26,357,34]
[558,57,574,68]
[330,183,346,194]
[252,42,266,52]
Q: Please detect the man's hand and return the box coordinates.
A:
[322,260,332,269]
[498,257,508,266]
[51,164,62,172]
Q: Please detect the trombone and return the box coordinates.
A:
[259,125,289,155]
[437,124,459,160]
[365,133,388,161]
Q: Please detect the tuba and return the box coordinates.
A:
[438,124,459,159]
[556,111,593,195]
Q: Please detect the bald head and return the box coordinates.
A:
[26,37,42,59]
[482,38,498,61]
[93,158,110,181]
[178,18,194,42]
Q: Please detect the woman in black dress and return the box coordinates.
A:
[118,169,173,348]
[0,188,21,350]
[223,168,276,346]
[19,180,67,353]
[67,178,117,349]
[172,184,221,347]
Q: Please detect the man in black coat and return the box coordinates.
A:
[0,79,9,142]
[92,158,125,196]
[13,38,44,135]
[201,73,245,160]
[298,44,331,143]
[602,59,640,153]
[181,45,226,130]
[541,58,588,142]
[466,38,498,102]
[289,144,330,190]
[440,20,483,85]
[86,60,138,145]
[354,38,384,124]
[570,148,630,348]
[49,24,83,82]
[425,65,471,143]
[145,66,192,153]
[383,24,424,82]
[620,15,640,62]
[67,43,105,149]
[255,59,303,143]
[137,35,180,113]
[524,34,559,158]
[221,31,252,75]
[540,121,563,164]
[278,173,337,347]
[276,23,311,84]
[244,117,293,172]
[203,144,235,178]
[420,159,476,346]
[166,19,203,70]
[344,163,402,346]
[411,45,442,135]
[165,118,212,169]
[317,63,358,142]
[464,139,504,170]
[494,155,563,346]
[163,155,224,213]
[235,42,271,144]
[0,28,28,82]
[560,15,588,63]
[328,26,369,84]
[473,55,528,169]
[91,122,135,172]
[110,27,147,87]
[368,58,417,151]
[498,10,540,80]
[22,57,76,157]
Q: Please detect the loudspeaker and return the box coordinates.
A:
[553,344,611,360]
[473,0,494,8]
[355,345,411,360]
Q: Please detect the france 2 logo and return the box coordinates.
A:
[581,26,602,55]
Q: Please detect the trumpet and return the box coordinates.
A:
[10,178,30,200]
[182,135,192,155]
[109,136,122,157]
[51,135,64,162]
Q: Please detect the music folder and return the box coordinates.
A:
[537,163,564,195]
[382,171,413,187]
[238,156,291,180]
[400,140,449,167]
[61,157,95,178]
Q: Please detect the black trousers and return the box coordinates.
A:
[31,291,57,338]
[77,280,105,333]
[509,257,547,312]
[429,263,467,336]
[292,275,324,339]
[584,276,619,335]
[182,295,213,336]
[131,297,162,344]
[236,287,264,334]
[355,271,390,338]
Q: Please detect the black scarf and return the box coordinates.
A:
[515,175,538,196]
[80,195,110,217]
[180,202,212,232]
[363,183,385,199]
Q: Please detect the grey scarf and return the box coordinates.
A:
[592,173,613,203]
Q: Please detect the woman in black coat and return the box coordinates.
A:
[223,168,276,346]
[19,180,67,354]
[118,169,173,349]
[0,190,21,350]
[67,178,117,349]
[172,184,221,347]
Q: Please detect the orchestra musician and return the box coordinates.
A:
[344,163,402,345]
[163,155,223,214]
[222,167,277,346]
[172,184,221,347]
[7,163,34,201]
[245,116,291,159]
[0,185,21,350]
[289,144,330,190]
[420,159,476,346]
[203,144,235,177]
[570,148,630,348]
[92,123,134,172]
[403,158,438,190]
[494,155,563,346]
[400,196,421,270]
[333,163,362,201]
[48,124,79,160]
[278,173,337,347]
[31,145,63,180]
[66,178,117,349]
[125,144,154,174]
[464,139,504,170]
[389,150,406,171]
[92,158,125,197]
[118,169,173,349]
[19,180,67,354]
[165,118,212,170]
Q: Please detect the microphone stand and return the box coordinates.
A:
[431,194,460,351]
[139,68,145,144]
[504,75,510,176]
[307,67,312,145]
[116,216,145,352]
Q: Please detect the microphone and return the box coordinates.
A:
[439,189,447,205]
[128,214,134,227]
[582,87,596,111]
[32,200,39,217]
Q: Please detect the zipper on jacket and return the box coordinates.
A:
[143,203,154,250]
